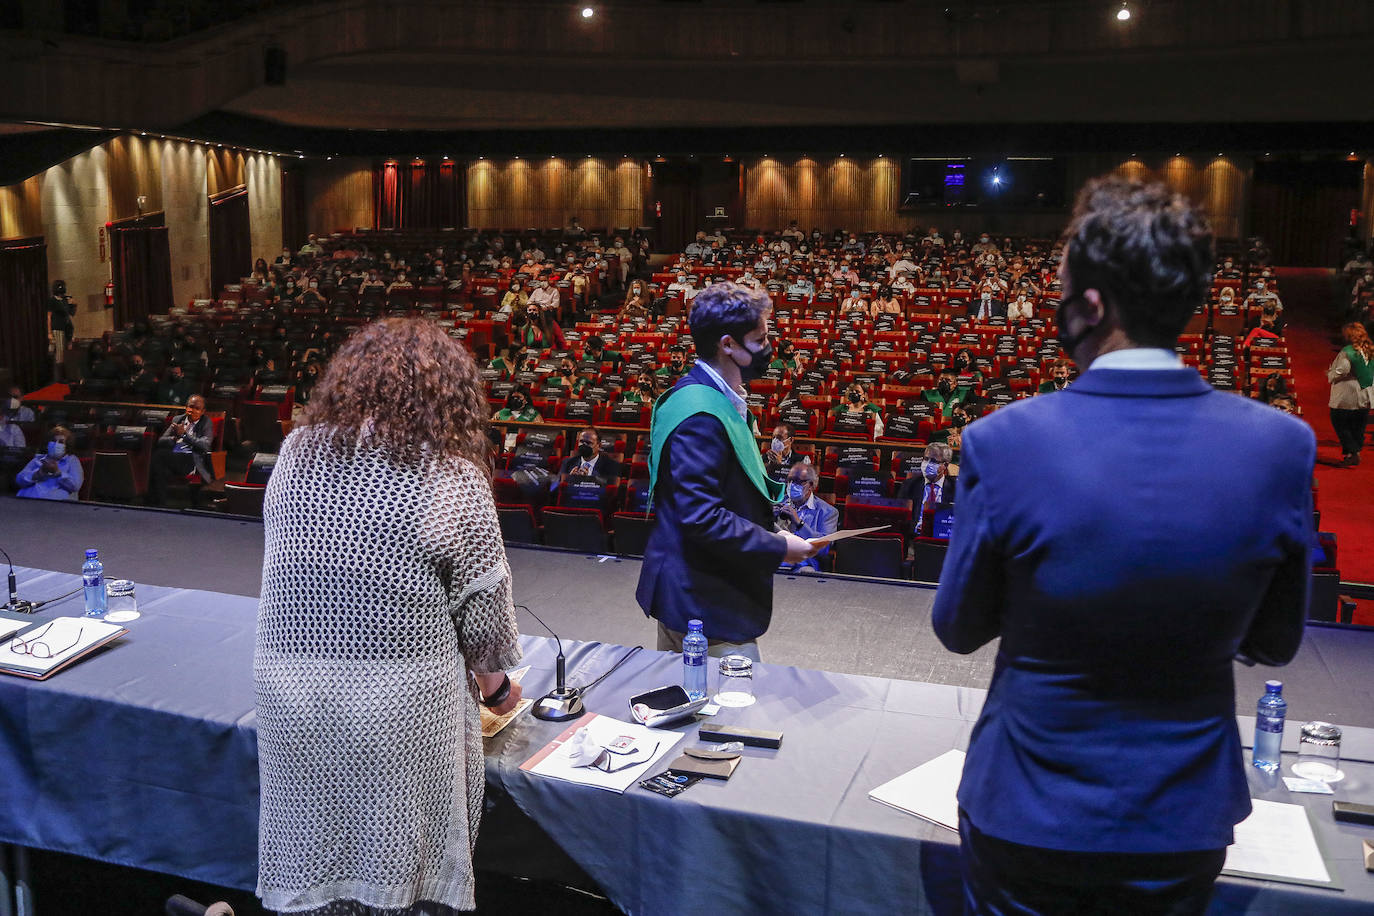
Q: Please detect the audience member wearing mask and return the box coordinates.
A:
[6,387,34,423]
[493,389,541,423]
[775,463,838,574]
[656,346,691,382]
[559,427,618,485]
[666,273,698,301]
[1038,359,1074,394]
[528,275,561,316]
[16,426,82,501]
[1245,278,1282,311]
[926,370,969,417]
[156,365,197,406]
[553,359,588,399]
[763,422,808,480]
[896,442,957,521]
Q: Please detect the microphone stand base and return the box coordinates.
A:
[4,600,35,615]
[532,688,584,722]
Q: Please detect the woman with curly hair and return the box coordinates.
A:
[254,318,522,914]
[1329,321,1374,466]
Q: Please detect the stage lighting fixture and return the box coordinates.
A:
[1117,3,1131,21]
[581,6,594,18]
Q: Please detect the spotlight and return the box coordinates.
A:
[581,6,594,19]
[992,175,1001,185]
[1116,3,1131,21]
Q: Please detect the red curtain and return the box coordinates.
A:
[0,238,49,392]
[374,161,401,229]
[374,159,463,229]
[209,188,252,297]
[111,226,174,326]
[404,160,431,227]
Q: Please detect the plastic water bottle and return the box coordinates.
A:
[1252,680,1286,773]
[82,549,107,618]
[682,619,708,701]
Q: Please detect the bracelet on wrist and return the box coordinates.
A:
[480,673,511,708]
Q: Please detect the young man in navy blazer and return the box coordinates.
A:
[637,283,817,660]
[933,178,1315,915]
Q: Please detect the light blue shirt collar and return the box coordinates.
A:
[1089,348,1183,371]
[696,360,749,421]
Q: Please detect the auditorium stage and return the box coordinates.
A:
[3,496,1371,727]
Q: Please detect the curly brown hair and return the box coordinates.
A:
[301,318,491,474]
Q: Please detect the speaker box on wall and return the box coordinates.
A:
[264,46,286,85]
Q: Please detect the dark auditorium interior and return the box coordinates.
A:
[2,1,1374,913]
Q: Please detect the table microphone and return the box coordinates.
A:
[517,604,585,722]
[0,546,34,614]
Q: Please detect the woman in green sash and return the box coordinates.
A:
[1328,322,1374,466]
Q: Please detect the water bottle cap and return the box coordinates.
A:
[85,549,99,558]
[687,619,703,631]
[1265,680,1283,692]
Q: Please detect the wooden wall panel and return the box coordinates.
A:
[1361,160,1374,244]
[304,158,373,235]
[106,134,163,221]
[0,175,43,241]
[206,149,245,197]
[465,158,644,231]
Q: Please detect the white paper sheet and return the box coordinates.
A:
[524,713,683,794]
[1223,799,1332,885]
[0,616,124,675]
[868,748,965,831]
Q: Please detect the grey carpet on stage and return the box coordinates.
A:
[3,496,1369,726]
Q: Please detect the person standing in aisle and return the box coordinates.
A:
[933,177,1314,915]
[1327,321,1374,467]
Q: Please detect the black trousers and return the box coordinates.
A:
[1330,407,1369,456]
[958,811,1226,916]
[147,449,196,505]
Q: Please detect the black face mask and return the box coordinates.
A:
[955,356,970,369]
[1056,293,1095,357]
[848,391,863,404]
[732,336,773,383]
[578,442,595,460]
[509,397,526,411]
[951,415,968,428]
[937,381,954,396]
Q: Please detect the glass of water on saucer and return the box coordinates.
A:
[104,579,140,623]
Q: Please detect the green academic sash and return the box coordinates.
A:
[648,383,785,508]
[1343,345,1374,389]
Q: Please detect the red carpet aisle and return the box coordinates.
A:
[1275,268,1374,625]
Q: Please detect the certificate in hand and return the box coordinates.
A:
[807,525,889,547]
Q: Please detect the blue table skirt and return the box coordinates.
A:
[0,569,1370,914]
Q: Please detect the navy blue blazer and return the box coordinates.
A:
[933,367,1314,854]
[636,365,788,643]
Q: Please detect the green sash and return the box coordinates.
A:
[648,384,785,508]
[1344,345,1374,389]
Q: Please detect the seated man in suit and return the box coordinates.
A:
[896,442,956,537]
[775,462,838,574]
[933,177,1314,914]
[147,395,215,506]
[558,426,619,487]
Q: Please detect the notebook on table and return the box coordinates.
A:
[0,616,129,680]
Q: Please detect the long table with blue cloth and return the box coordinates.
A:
[0,568,1371,914]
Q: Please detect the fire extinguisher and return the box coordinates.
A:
[655,201,662,218]
[104,280,114,308]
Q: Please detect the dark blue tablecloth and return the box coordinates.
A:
[0,568,1370,914]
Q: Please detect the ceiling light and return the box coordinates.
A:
[581,6,594,18]
[1116,3,1131,21]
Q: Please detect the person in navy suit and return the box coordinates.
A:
[637,283,816,660]
[933,177,1315,915]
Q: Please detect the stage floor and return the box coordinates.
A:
[3,496,1370,726]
